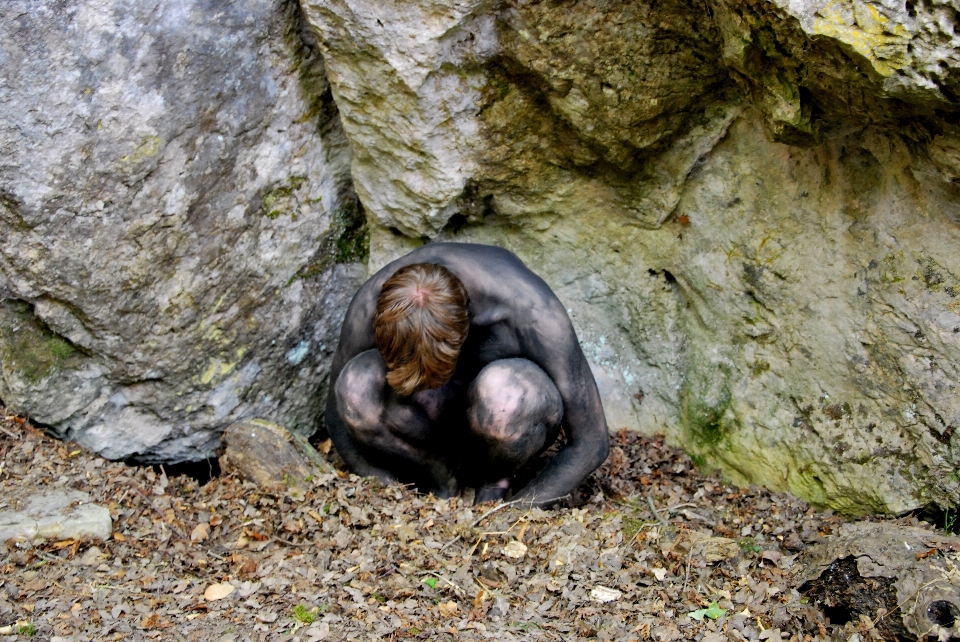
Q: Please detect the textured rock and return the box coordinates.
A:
[220,418,333,493]
[2,0,958,514]
[800,521,960,641]
[0,0,366,462]
[0,490,111,542]
[303,0,960,512]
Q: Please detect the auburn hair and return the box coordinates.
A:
[374,263,469,396]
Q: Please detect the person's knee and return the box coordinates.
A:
[335,350,388,439]
[467,359,562,446]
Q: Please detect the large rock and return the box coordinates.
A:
[0,0,366,462]
[302,0,960,513]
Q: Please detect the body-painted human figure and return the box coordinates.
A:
[326,243,609,505]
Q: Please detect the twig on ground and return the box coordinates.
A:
[0,425,19,440]
[647,495,669,528]
[873,576,948,628]
[441,496,540,552]
[682,545,694,592]
[419,571,467,595]
[270,536,312,548]
[622,521,656,552]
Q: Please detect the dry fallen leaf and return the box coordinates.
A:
[204,582,235,601]
[256,611,278,623]
[170,579,190,594]
[438,600,459,617]
[191,522,210,542]
[305,622,330,642]
[238,580,261,598]
[590,586,622,603]
[503,540,527,560]
[0,410,858,642]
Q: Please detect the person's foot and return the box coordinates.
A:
[431,483,460,499]
[474,478,511,504]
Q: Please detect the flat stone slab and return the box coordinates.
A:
[0,490,112,542]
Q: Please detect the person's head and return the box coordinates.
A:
[374,263,469,396]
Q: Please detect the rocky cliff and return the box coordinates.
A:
[2,0,958,514]
[301,0,960,513]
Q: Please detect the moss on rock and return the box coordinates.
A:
[0,301,82,383]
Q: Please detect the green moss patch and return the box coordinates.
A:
[261,175,308,220]
[0,301,82,383]
[288,198,369,285]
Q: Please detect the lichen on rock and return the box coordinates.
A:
[303,0,960,514]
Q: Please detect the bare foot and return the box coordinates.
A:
[475,478,510,504]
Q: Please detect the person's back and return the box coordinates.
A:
[325,243,609,505]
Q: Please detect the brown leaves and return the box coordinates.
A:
[437,600,459,618]
[0,408,935,642]
[190,522,210,542]
[139,613,172,630]
[203,582,235,601]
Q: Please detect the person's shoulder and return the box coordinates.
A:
[417,242,521,262]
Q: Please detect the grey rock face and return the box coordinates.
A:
[0,0,366,462]
[303,0,960,513]
[0,490,111,542]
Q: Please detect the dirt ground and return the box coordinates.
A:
[0,411,951,642]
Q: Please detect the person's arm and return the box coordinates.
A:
[511,302,610,506]
[323,283,397,481]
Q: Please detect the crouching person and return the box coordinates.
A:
[325,243,609,506]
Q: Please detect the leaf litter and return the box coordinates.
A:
[0,414,951,641]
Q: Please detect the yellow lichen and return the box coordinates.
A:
[812,2,912,77]
[197,347,248,385]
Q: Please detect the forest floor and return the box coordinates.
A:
[0,411,951,642]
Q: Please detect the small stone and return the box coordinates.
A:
[590,586,622,602]
[220,419,332,493]
[503,540,527,559]
[79,546,103,566]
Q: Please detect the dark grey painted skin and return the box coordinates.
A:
[325,243,610,506]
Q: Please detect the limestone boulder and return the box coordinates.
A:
[0,0,366,462]
[303,0,960,513]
